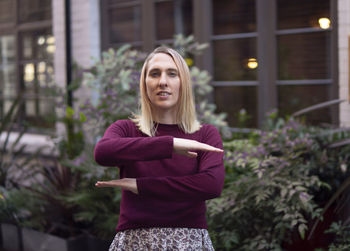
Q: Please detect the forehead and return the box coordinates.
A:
[147,53,178,71]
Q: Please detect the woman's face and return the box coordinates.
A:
[145,53,181,113]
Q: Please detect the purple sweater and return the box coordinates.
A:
[94,119,225,232]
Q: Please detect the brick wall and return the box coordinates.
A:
[338,0,350,127]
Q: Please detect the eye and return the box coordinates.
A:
[168,71,178,77]
[149,71,159,77]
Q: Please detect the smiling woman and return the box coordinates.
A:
[94,47,224,250]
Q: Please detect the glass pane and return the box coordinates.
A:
[214,86,257,127]
[21,31,55,60]
[278,84,331,124]
[213,0,256,35]
[0,0,15,23]
[24,97,55,128]
[109,6,142,43]
[0,35,16,98]
[39,99,54,116]
[19,0,51,23]
[155,0,193,40]
[278,32,330,80]
[277,0,330,30]
[213,38,257,81]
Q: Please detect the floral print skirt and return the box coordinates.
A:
[108,227,215,251]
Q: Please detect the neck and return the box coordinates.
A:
[152,108,177,124]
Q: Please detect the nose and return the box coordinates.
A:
[159,72,167,87]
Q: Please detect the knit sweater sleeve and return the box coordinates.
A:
[94,120,174,166]
[136,125,225,202]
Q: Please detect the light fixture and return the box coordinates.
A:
[318,17,330,29]
[24,63,35,82]
[37,36,45,45]
[47,36,55,44]
[46,45,56,54]
[247,58,258,69]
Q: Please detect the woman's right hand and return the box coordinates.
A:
[173,138,223,158]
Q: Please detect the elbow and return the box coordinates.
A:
[205,175,224,200]
[94,145,106,166]
[94,148,102,165]
[207,185,223,199]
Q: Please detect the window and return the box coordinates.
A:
[0,0,54,131]
[276,0,333,125]
[212,0,257,127]
[101,0,142,49]
[100,0,337,128]
[155,0,193,43]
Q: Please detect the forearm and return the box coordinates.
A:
[136,167,225,202]
[95,178,138,194]
[94,136,174,166]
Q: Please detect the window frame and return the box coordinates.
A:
[0,0,53,133]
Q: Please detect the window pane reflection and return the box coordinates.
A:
[213,38,257,81]
[214,86,257,127]
[212,0,256,35]
[109,6,142,43]
[277,0,330,30]
[278,85,331,124]
[278,32,330,80]
[0,35,16,98]
[19,0,51,23]
[0,35,16,119]
[155,0,193,40]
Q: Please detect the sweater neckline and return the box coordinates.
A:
[154,122,180,131]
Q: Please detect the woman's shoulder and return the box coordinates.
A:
[113,119,138,130]
[112,119,143,136]
[198,123,219,133]
[197,124,221,139]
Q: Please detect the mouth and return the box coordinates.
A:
[157,91,171,97]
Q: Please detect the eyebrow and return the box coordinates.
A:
[148,67,178,73]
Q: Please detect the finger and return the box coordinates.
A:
[95,181,120,187]
[198,143,223,152]
[187,151,198,158]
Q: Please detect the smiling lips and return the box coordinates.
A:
[157,91,171,97]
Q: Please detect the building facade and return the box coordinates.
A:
[0,0,349,149]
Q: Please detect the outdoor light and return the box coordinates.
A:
[318,17,330,29]
[247,58,258,69]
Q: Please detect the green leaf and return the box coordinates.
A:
[66,106,74,118]
[79,112,87,123]
[298,224,307,239]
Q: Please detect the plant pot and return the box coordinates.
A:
[21,227,86,251]
[1,223,22,251]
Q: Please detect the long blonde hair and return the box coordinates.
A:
[132,47,200,136]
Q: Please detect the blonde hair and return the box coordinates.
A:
[132,47,201,136]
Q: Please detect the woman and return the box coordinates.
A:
[94,47,225,250]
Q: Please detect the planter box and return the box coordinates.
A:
[21,228,85,251]
[1,223,22,251]
[0,225,111,251]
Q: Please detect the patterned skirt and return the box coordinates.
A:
[108,227,215,251]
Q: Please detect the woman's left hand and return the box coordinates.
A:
[95,178,138,194]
